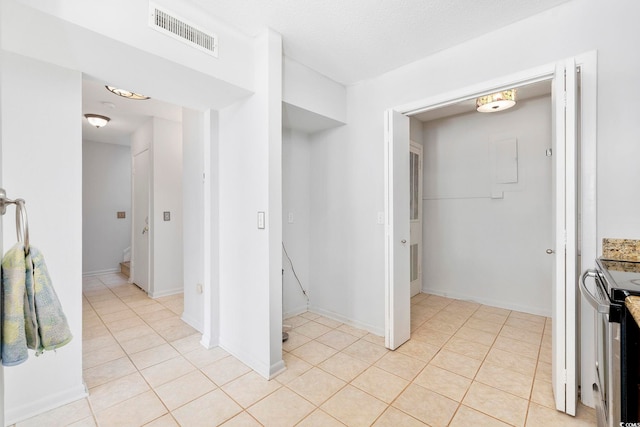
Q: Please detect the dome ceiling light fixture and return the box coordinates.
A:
[105,85,150,100]
[84,114,111,128]
[476,89,516,113]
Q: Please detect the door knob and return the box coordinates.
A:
[401,239,407,244]
[546,249,554,254]
[142,225,149,235]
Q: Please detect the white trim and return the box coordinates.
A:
[308,306,385,337]
[149,287,183,298]
[81,268,120,277]
[181,312,203,333]
[5,383,87,425]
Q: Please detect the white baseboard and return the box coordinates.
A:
[283,305,308,320]
[149,287,183,299]
[6,383,87,425]
[181,312,203,333]
[82,268,119,277]
[421,287,552,318]
[307,306,385,337]
[218,339,283,381]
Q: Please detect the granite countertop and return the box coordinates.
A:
[626,296,640,327]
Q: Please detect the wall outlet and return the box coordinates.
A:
[163,211,170,221]
[117,211,126,219]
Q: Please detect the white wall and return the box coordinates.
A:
[282,128,311,317]
[182,108,205,331]
[216,30,283,378]
[421,96,553,315]
[151,118,183,298]
[82,140,132,275]
[1,52,85,425]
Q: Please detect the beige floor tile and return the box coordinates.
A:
[139,308,177,323]
[318,352,369,382]
[140,355,196,388]
[430,349,481,379]
[131,301,166,315]
[83,345,126,369]
[247,387,315,427]
[201,355,252,386]
[410,326,452,347]
[155,370,216,410]
[156,323,198,342]
[221,411,262,426]
[283,315,310,328]
[509,311,546,324]
[129,343,180,370]
[413,364,471,402]
[143,414,179,426]
[316,329,360,350]
[15,398,93,427]
[395,339,439,362]
[222,371,282,407]
[463,382,528,426]
[374,351,426,381]
[111,324,156,343]
[505,317,546,334]
[372,407,427,426]
[119,331,166,354]
[464,318,504,334]
[314,315,343,328]
[291,340,338,365]
[98,309,137,324]
[493,335,541,359]
[530,378,555,409]
[526,402,596,426]
[362,333,386,346]
[321,385,387,427]
[422,318,461,335]
[539,342,552,362]
[182,345,229,368]
[83,356,138,388]
[95,390,167,427]
[301,311,320,321]
[169,333,202,354]
[499,325,542,345]
[475,362,534,399]
[67,416,98,427]
[449,405,510,427]
[274,353,313,384]
[453,324,498,346]
[443,336,491,361]
[282,330,313,352]
[88,372,150,412]
[536,360,552,382]
[342,339,388,364]
[287,367,346,405]
[104,316,146,333]
[351,366,409,403]
[296,409,345,427]
[171,389,242,426]
[337,324,369,338]
[485,347,537,377]
[470,311,509,325]
[392,383,459,427]
[295,320,333,339]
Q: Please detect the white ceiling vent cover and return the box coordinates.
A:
[149,2,218,57]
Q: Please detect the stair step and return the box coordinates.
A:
[120,261,130,278]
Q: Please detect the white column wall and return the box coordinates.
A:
[1,52,85,425]
[216,30,283,378]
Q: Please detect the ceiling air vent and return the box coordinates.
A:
[149,2,218,57]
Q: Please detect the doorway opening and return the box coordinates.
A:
[385,55,597,415]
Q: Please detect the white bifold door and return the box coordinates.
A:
[409,141,423,298]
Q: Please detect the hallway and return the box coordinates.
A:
[11,273,595,426]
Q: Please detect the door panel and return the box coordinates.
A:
[384,109,410,350]
[551,58,578,415]
[133,150,150,293]
[410,141,423,297]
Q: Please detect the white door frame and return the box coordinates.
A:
[385,51,597,411]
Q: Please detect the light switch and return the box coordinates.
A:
[258,211,265,229]
[163,211,170,221]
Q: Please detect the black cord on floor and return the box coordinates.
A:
[282,242,309,304]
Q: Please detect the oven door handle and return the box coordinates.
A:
[579,269,610,314]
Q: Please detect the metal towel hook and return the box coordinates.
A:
[0,188,30,254]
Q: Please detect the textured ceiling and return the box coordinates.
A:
[189,0,571,84]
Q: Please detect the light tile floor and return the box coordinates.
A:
[13,273,596,426]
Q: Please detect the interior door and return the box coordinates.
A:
[409,141,423,297]
[551,58,578,415]
[132,149,150,293]
[384,109,411,350]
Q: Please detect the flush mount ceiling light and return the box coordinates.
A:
[105,85,150,100]
[476,89,516,113]
[84,114,111,128]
